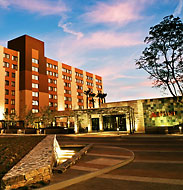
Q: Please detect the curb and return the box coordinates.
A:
[39,147,135,190]
[53,144,93,173]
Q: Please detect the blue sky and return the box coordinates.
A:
[0,0,182,102]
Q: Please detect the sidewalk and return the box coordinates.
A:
[39,144,134,190]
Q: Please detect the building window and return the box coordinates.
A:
[64,97,72,101]
[12,64,17,70]
[32,75,38,80]
[11,109,15,114]
[86,76,93,80]
[11,99,15,105]
[32,109,39,113]
[75,79,84,84]
[48,86,53,91]
[77,85,83,90]
[75,72,83,77]
[54,103,57,107]
[79,105,84,109]
[32,66,38,72]
[5,71,9,77]
[87,82,93,86]
[11,81,15,87]
[54,95,57,99]
[3,62,9,68]
[96,78,102,83]
[5,99,9,104]
[32,100,39,106]
[65,104,72,109]
[49,94,53,99]
[12,56,18,61]
[96,84,102,89]
[62,68,72,74]
[11,90,15,96]
[12,73,15,78]
[53,80,57,84]
[64,82,71,87]
[78,99,83,103]
[49,102,53,107]
[3,53,10,59]
[5,89,9,95]
[32,91,39,97]
[32,58,38,64]
[54,87,57,92]
[64,89,71,94]
[32,83,38,88]
[48,78,52,83]
[5,80,9,86]
[77,92,83,96]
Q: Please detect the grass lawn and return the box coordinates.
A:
[0,135,45,183]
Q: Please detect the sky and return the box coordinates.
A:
[0,0,182,102]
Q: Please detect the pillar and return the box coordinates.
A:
[88,114,92,132]
[99,115,103,131]
[74,116,79,134]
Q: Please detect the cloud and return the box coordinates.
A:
[174,0,183,16]
[0,0,10,8]
[83,0,144,26]
[0,0,67,15]
[58,21,84,40]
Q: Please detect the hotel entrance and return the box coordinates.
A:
[103,115,126,131]
[92,118,99,131]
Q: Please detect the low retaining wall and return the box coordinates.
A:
[1,135,56,190]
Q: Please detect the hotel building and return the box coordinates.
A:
[0,35,103,125]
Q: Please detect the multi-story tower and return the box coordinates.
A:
[0,34,103,121]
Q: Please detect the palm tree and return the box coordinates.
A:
[89,92,96,108]
[84,89,91,109]
[96,92,107,107]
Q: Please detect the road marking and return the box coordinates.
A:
[71,165,98,172]
[134,160,183,164]
[86,158,122,165]
[87,153,130,159]
[99,174,183,185]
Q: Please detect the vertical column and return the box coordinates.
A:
[88,114,92,132]
[99,115,103,131]
[126,114,131,134]
[74,116,79,134]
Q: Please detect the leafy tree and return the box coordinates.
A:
[3,112,18,130]
[40,106,56,127]
[24,110,38,128]
[136,15,183,98]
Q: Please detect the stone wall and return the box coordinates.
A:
[1,135,56,190]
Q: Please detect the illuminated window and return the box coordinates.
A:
[77,85,83,90]
[32,58,38,64]
[3,62,9,68]
[3,53,10,59]
[32,109,39,113]
[11,90,15,96]
[65,104,72,109]
[32,91,39,97]
[64,89,71,94]
[11,109,15,114]
[49,94,53,99]
[49,102,53,107]
[32,66,38,72]
[12,64,17,70]
[32,100,39,106]
[11,99,15,105]
[5,71,9,77]
[32,75,38,80]
[12,56,18,61]
[32,83,38,88]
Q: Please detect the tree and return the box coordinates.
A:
[96,92,107,107]
[89,92,96,108]
[136,15,183,99]
[24,110,38,128]
[3,111,18,130]
[84,89,91,108]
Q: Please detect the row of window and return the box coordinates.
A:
[48,78,57,84]
[4,53,18,61]
[5,80,15,87]
[86,76,93,80]
[32,58,38,64]
[49,102,57,107]
[78,99,83,103]
[62,75,72,81]
[49,94,57,99]
[47,63,58,70]
[87,82,94,86]
[75,72,83,78]
[96,78,102,83]
[65,104,72,109]
[32,100,39,106]
[32,75,38,80]
[5,99,15,105]
[5,71,15,78]
[32,83,38,88]
[64,82,71,87]
[77,92,83,96]
[47,71,58,77]
[48,86,57,91]
[64,96,72,101]
[96,84,102,89]
[32,66,39,72]
[32,91,39,97]
[5,108,15,114]
[64,89,71,94]
[62,68,72,74]
[77,85,83,90]
[4,62,17,69]
[75,79,84,84]
[5,89,15,96]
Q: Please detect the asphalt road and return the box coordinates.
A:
[52,134,183,190]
